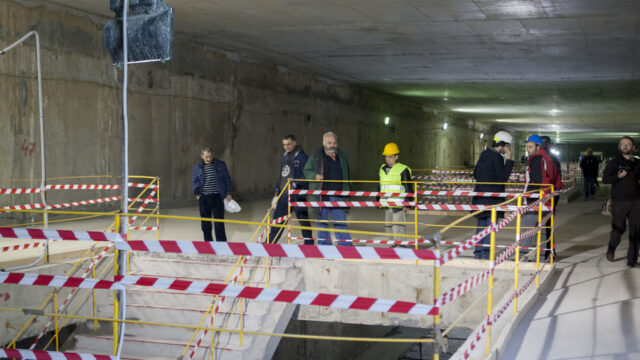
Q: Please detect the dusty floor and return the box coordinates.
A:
[502,185,640,360]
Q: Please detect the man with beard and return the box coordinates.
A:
[521,135,561,261]
[471,131,514,259]
[304,131,352,245]
[269,134,312,244]
[602,136,640,267]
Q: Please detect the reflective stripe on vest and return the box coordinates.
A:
[379,163,410,207]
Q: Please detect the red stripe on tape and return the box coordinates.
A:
[349,297,376,310]
[274,289,299,303]
[299,244,324,258]
[228,242,252,256]
[310,293,339,307]
[373,247,400,260]
[237,286,262,299]
[160,241,182,254]
[336,245,363,259]
[193,241,216,254]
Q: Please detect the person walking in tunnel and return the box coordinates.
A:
[580,148,600,200]
[521,134,561,261]
[542,135,563,260]
[192,147,233,242]
[602,136,640,267]
[304,131,352,245]
[378,142,413,241]
[269,134,313,244]
[471,131,514,259]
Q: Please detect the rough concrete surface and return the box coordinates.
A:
[0,0,500,211]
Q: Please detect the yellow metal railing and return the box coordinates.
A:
[1,178,557,358]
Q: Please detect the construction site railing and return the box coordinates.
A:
[0,178,558,359]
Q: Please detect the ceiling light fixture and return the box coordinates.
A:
[443,122,448,130]
[550,108,560,116]
[384,116,390,125]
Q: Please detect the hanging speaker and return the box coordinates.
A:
[104,0,174,66]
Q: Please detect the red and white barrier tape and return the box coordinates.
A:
[289,189,539,198]
[0,271,439,316]
[416,204,551,212]
[289,201,551,212]
[440,195,550,265]
[457,263,546,360]
[115,241,440,261]
[0,183,157,194]
[1,241,44,253]
[438,212,553,306]
[0,227,126,242]
[30,245,112,349]
[289,201,409,208]
[294,237,429,247]
[0,348,115,360]
[127,190,157,226]
[128,226,159,231]
[2,197,157,212]
[189,257,248,359]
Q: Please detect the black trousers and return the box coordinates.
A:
[269,194,312,244]
[199,194,226,242]
[545,196,560,258]
[608,199,640,265]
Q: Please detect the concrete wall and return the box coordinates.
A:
[0,0,489,209]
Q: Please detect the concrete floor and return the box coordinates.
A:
[502,186,640,360]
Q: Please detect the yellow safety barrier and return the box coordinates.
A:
[0,174,557,358]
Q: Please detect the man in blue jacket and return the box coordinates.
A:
[472,131,514,259]
[270,134,312,244]
[192,147,233,242]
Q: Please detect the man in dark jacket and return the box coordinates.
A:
[521,135,561,261]
[269,134,312,244]
[602,136,640,267]
[580,148,600,200]
[472,131,514,259]
[303,131,352,245]
[192,147,233,242]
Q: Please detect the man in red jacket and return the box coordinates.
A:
[521,134,561,261]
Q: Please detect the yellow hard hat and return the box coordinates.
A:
[587,148,593,152]
[382,142,400,156]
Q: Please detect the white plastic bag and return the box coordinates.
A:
[224,199,241,213]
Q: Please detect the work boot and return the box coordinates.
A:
[606,250,614,262]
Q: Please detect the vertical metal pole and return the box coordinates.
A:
[287,180,291,244]
[156,177,160,241]
[112,250,119,356]
[92,251,98,331]
[116,2,129,356]
[53,291,59,351]
[550,186,555,266]
[414,182,419,266]
[240,262,244,345]
[33,32,47,229]
[535,189,543,287]
[514,196,522,315]
[485,207,497,356]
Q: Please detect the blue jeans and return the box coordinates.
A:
[473,217,491,259]
[317,196,352,246]
[584,176,596,198]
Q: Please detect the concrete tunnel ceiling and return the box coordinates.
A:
[41,0,640,143]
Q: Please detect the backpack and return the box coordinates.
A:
[540,151,562,191]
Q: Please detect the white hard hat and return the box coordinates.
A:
[224,199,242,213]
[493,131,512,144]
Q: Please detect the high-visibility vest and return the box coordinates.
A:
[379,163,411,208]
